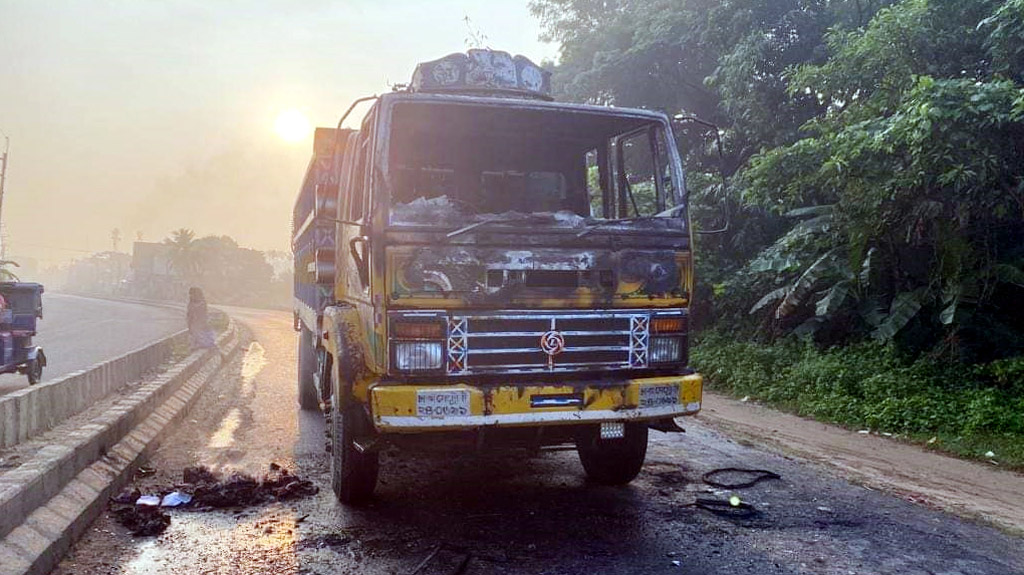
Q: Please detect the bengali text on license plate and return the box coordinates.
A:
[639,384,680,409]
[417,390,470,418]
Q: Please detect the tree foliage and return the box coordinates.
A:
[163,229,279,306]
[165,228,199,280]
[536,0,1024,361]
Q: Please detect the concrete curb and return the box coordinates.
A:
[0,329,189,449]
[0,321,243,575]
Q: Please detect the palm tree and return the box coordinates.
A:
[164,228,200,280]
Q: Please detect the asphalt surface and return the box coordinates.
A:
[53,307,1024,575]
[0,294,184,397]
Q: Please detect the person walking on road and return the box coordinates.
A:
[187,287,216,350]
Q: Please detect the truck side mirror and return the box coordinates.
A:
[672,115,730,235]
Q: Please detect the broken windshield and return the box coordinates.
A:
[385,101,685,233]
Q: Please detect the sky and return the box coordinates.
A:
[0,0,557,268]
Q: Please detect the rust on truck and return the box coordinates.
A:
[292,49,702,503]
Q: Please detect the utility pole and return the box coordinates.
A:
[0,131,8,258]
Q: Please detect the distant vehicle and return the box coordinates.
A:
[0,282,46,384]
[292,50,703,503]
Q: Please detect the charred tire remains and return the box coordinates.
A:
[576,422,648,485]
[297,327,319,410]
[702,468,781,490]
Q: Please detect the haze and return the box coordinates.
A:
[0,1,556,268]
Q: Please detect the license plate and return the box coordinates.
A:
[416,390,470,418]
[639,384,680,409]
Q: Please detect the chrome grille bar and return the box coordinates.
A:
[467,346,631,355]
[467,330,630,338]
[445,310,652,375]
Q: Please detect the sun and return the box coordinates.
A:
[274,109,311,143]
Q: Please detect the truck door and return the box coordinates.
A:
[334,110,385,372]
[339,130,372,305]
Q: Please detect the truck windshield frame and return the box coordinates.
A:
[378,96,687,234]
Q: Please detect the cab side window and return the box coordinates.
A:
[348,138,368,222]
[617,129,658,217]
[656,128,677,210]
[336,133,358,222]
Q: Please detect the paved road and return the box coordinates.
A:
[54,307,1024,575]
[0,294,185,397]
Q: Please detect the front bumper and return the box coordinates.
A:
[370,374,702,433]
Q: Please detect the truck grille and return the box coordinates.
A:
[446,311,652,375]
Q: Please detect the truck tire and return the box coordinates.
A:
[330,398,379,504]
[297,328,319,410]
[576,423,649,485]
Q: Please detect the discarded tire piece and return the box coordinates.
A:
[701,467,781,489]
[684,468,783,519]
[689,496,759,518]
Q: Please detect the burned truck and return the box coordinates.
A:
[292,50,702,503]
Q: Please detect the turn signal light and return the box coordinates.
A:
[651,317,685,334]
[393,321,445,339]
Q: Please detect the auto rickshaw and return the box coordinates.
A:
[0,282,46,384]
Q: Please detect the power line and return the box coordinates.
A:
[0,130,9,259]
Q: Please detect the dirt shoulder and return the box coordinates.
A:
[697,391,1024,534]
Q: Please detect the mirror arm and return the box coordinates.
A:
[349,236,370,289]
[673,115,730,235]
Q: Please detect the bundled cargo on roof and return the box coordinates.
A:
[410,49,552,100]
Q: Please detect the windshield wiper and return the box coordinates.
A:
[446,215,535,239]
[575,217,649,238]
[575,205,685,239]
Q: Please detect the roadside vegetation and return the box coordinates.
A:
[693,336,1024,469]
[534,0,1024,464]
[163,228,292,309]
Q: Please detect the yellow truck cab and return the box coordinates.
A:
[292,50,702,503]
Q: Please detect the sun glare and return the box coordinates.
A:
[274,109,311,143]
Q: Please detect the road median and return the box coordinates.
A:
[0,329,189,449]
[0,320,242,575]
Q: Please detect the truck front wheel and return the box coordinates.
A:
[576,423,648,485]
[330,398,379,504]
[297,328,319,410]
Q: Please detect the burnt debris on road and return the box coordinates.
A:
[112,463,318,536]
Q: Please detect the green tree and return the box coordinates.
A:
[739,1,1024,359]
[535,0,1024,360]
[164,228,200,281]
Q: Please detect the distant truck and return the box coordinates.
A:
[292,50,702,503]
